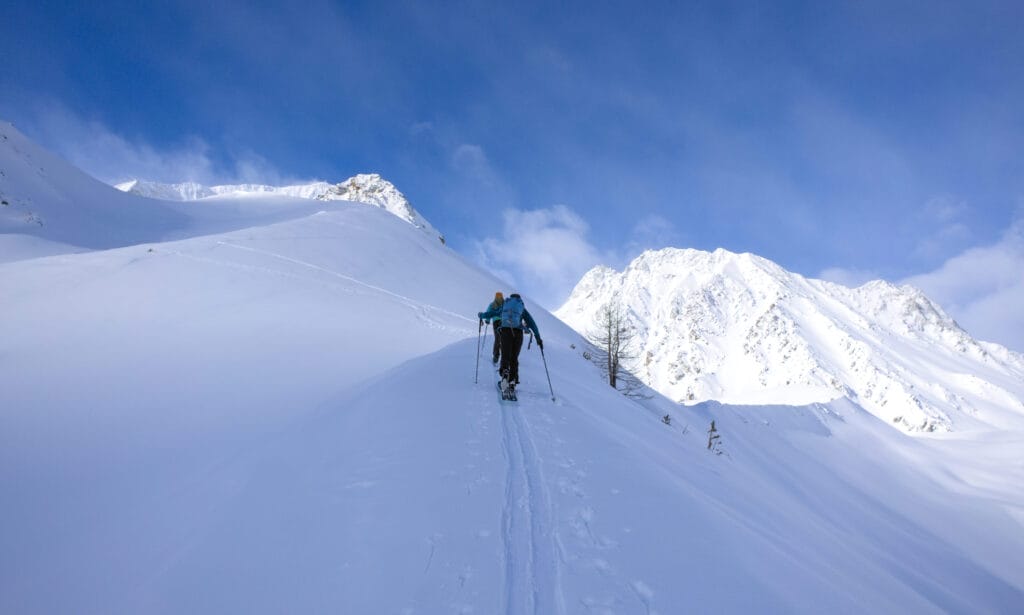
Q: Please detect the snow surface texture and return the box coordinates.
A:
[3,122,1024,613]
[556,248,1024,434]
[115,172,443,243]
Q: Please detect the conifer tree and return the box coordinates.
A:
[587,299,637,389]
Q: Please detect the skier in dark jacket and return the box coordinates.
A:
[478,293,542,394]
[483,291,504,364]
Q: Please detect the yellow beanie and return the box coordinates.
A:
[495,291,504,303]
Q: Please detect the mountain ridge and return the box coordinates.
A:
[115,173,443,242]
[556,246,1024,433]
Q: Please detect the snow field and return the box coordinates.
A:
[2,122,1024,612]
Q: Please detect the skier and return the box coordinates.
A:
[482,291,504,364]
[478,292,542,396]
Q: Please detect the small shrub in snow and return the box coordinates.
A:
[707,420,723,455]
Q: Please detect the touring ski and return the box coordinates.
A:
[495,379,517,402]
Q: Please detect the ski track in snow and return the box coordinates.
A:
[498,380,565,615]
[163,240,473,334]
[216,241,473,324]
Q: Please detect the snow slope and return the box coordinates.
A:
[1,121,440,259]
[0,123,358,256]
[0,122,188,249]
[3,127,1024,613]
[556,248,1024,434]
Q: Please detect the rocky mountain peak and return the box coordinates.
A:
[556,248,1024,434]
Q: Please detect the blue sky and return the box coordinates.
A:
[3,0,1023,349]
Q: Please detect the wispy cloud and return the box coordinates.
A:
[475,205,606,310]
[452,144,501,188]
[20,105,290,186]
[903,218,1024,352]
[912,195,975,260]
[624,214,682,256]
[818,267,882,288]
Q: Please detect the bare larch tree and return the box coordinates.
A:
[587,299,639,390]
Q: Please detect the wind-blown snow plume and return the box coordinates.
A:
[115,173,443,242]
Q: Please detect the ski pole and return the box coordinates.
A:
[474,319,483,384]
[540,345,555,402]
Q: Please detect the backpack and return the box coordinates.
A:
[500,295,525,329]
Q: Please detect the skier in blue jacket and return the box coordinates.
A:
[479,293,542,395]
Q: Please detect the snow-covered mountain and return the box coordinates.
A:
[556,248,1024,434]
[1,122,188,252]
[3,123,1024,613]
[114,178,336,201]
[115,173,443,242]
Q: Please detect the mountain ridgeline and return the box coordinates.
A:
[115,173,443,243]
[1,122,443,250]
[556,248,1024,433]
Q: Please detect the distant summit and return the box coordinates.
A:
[116,173,443,243]
[315,174,441,242]
[557,247,1024,433]
[0,122,444,252]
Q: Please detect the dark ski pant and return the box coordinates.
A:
[492,320,502,362]
[498,327,524,384]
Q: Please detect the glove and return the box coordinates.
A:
[477,312,485,320]
[537,338,544,350]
